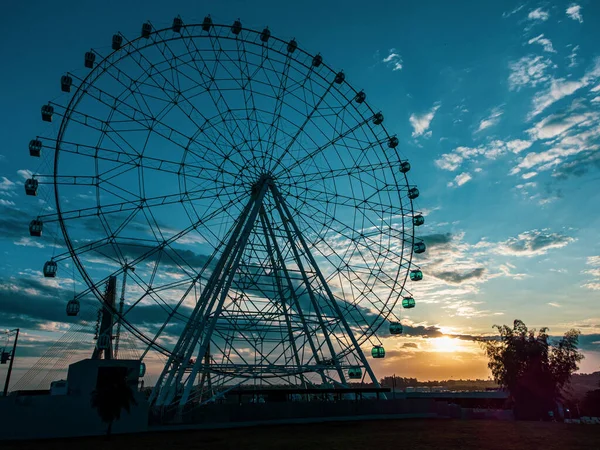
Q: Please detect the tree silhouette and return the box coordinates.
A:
[91,368,138,437]
[482,319,583,420]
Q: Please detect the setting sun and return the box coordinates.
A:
[431,337,462,353]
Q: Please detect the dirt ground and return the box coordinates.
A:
[6,419,600,450]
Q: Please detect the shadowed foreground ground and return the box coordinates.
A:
[7,419,600,450]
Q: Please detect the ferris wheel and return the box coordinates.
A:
[25,16,426,409]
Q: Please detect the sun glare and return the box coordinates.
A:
[431,336,461,353]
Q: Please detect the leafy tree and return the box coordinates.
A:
[91,369,138,437]
[482,319,583,420]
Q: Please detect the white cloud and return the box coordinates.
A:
[548,302,561,308]
[582,256,600,291]
[0,177,16,191]
[566,4,583,23]
[508,55,551,91]
[528,8,549,21]
[435,139,532,171]
[13,237,45,249]
[522,172,537,179]
[512,107,600,175]
[531,78,587,117]
[496,230,575,257]
[447,172,473,188]
[410,103,440,138]
[502,4,525,18]
[382,48,403,71]
[476,107,503,132]
[530,58,600,117]
[568,45,579,68]
[591,85,600,93]
[17,169,33,180]
[528,34,556,53]
[527,111,597,140]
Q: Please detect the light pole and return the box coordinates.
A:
[2,328,20,396]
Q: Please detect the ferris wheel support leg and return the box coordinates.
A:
[261,207,328,386]
[271,184,383,394]
[259,207,308,388]
[176,180,270,411]
[151,188,263,406]
[270,187,348,386]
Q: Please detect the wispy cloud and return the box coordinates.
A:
[495,230,575,257]
[476,107,503,132]
[508,55,552,91]
[528,8,549,21]
[568,45,579,68]
[410,103,440,138]
[582,256,600,291]
[528,34,556,53]
[382,48,403,71]
[530,58,600,117]
[435,139,532,171]
[566,4,583,23]
[502,4,525,18]
[17,169,33,180]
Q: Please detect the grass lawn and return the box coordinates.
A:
[7,419,600,450]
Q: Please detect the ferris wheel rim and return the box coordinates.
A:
[47,20,419,357]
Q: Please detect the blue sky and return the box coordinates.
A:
[1,0,599,384]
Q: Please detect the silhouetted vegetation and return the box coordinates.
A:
[482,319,583,420]
[91,370,137,437]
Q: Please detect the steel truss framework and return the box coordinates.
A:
[26,19,424,410]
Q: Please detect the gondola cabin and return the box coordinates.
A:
[112,34,123,50]
[41,104,54,122]
[141,22,152,38]
[84,51,95,68]
[231,20,242,35]
[287,39,298,53]
[60,75,72,93]
[402,297,416,309]
[25,178,38,196]
[413,214,425,226]
[172,17,183,33]
[66,299,80,317]
[43,260,58,278]
[202,15,213,32]
[312,54,323,67]
[414,242,426,254]
[348,366,362,379]
[371,346,385,358]
[29,139,42,157]
[410,270,423,281]
[389,322,403,335]
[29,219,43,237]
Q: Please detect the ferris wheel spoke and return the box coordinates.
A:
[39,186,242,224]
[77,69,245,173]
[269,80,335,174]
[275,115,384,177]
[284,191,411,267]
[127,44,246,165]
